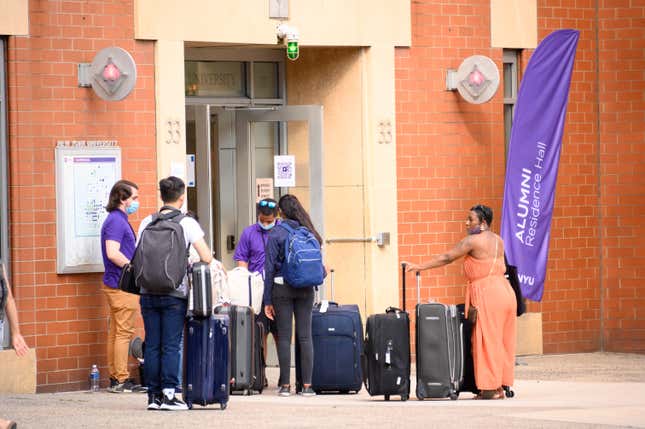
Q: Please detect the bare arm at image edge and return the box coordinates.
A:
[2,264,29,357]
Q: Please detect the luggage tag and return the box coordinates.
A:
[319,300,330,313]
[385,340,393,365]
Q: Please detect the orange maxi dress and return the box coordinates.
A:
[463,238,517,390]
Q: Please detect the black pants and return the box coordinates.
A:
[272,283,314,386]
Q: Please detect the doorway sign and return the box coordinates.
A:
[274,155,295,187]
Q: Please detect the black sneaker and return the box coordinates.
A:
[298,386,316,397]
[127,378,147,393]
[278,385,290,397]
[159,395,188,411]
[147,394,163,410]
[108,379,136,393]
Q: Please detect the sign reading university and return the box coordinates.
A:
[501,29,580,302]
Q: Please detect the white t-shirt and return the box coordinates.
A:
[137,213,205,296]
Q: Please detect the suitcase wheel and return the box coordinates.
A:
[503,386,515,398]
[384,395,390,401]
[449,393,458,400]
[246,389,253,396]
[186,401,193,410]
[220,402,227,410]
[401,394,408,402]
[340,390,349,394]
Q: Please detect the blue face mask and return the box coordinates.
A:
[259,221,275,231]
[125,200,139,215]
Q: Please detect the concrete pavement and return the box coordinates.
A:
[1,352,644,428]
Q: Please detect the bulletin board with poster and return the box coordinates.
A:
[55,141,121,273]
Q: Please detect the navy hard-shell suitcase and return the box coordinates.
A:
[183,315,229,410]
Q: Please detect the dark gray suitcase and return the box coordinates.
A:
[414,272,463,400]
[213,304,257,395]
[189,262,212,318]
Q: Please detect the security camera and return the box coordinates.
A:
[276,23,300,60]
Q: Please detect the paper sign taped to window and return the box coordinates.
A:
[274,155,295,187]
[256,178,274,202]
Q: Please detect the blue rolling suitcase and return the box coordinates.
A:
[297,270,363,394]
[183,315,230,410]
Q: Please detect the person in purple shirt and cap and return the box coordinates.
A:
[100,179,143,393]
[233,198,280,373]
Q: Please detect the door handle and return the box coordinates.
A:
[226,235,236,251]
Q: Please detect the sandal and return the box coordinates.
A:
[474,389,504,400]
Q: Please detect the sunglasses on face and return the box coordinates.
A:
[259,200,277,208]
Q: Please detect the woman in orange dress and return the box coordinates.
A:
[405,204,516,399]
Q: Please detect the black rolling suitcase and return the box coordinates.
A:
[414,271,463,400]
[456,304,515,398]
[251,318,266,393]
[362,263,411,401]
[183,314,230,410]
[456,304,477,395]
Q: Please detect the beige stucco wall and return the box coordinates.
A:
[155,40,188,181]
[135,0,411,47]
[491,0,537,48]
[0,0,28,35]
[142,0,408,317]
[286,46,398,316]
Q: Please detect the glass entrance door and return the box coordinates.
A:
[186,104,323,270]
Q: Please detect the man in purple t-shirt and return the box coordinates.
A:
[233,198,280,370]
[100,179,142,393]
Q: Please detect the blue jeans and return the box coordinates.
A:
[140,294,187,395]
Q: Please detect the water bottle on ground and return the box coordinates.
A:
[90,364,100,392]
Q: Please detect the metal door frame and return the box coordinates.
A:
[235,105,325,238]
[0,37,10,348]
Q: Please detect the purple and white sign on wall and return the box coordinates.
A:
[501,29,580,302]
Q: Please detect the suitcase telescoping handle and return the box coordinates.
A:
[401,263,407,312]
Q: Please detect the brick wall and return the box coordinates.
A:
[397,0,644,354]
[533,0,601,353]
[596,1,645,352]
[396,0,507,351]
[7,0,156,392]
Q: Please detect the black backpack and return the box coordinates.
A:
[132,207,188,294]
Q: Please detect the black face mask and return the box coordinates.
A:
[468,226,483,235]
